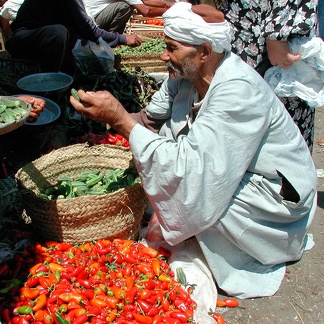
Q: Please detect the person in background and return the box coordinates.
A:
[0,0,23,43]
[4,0,142,75]
[70,3,317,299]
[84,0,173,34]
[220,0,318,152]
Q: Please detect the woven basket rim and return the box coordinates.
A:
[15,143,147,244]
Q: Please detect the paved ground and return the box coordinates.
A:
[217,107,324,324]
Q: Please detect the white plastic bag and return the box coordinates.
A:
[264,37,324,108]
[72,37,115,75]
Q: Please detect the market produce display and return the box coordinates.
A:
[113,38,165,56]
[40,169,140,200]
[0,239,199,324]
[0,99,28,124]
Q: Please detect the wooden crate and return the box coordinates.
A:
[126,14,164,38]
[114,53,167,73]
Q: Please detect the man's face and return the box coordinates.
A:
[160,37,200,82]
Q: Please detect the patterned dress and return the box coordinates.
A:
[220,0,318,152]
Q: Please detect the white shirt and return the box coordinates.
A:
[83,0,143,20]
[129,52,317,298]
[0,0,24,20]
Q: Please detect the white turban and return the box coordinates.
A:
[162,2,231,53]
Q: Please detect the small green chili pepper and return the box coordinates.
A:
[71,88,80,101]
[176,267,187,286]
[55,312,69,324]
[17,305,33,315]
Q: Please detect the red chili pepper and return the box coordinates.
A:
[158,246,171,258]
[77,279,91,289]
[211,312,226,324]
[224,297,239,308]
[161,317,181,324]
[152,315,164,324]
[71,313,88,324]
[48,263,65,273]
[39,277,50,289]
[125,286,137,304]
[169,311,189,323]
[136,299,151,313]
[132,313,153,324]
[20,287,40,299]
[112,286,126,299]
[59,293,83,304]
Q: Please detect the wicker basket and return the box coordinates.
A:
[15,143,148,244]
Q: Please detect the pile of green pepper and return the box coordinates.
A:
[40,169,140,200]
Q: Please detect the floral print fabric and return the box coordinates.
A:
[221,0,318,151]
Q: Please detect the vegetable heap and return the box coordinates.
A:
[74,133,130,148]
[113,38,165,56]
[40,169,140,200]
[0,239,198,324]
[0,99,28,124]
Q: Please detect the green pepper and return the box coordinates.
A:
[176,267,187,286]
[55,312,69,324]
[17,305,33,315]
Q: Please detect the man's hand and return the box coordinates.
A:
[125,34,142,47]
[70,90,137,139]
[18,95,45,121]
[266,39,301,68]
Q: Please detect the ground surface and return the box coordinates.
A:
[217,107,324,324]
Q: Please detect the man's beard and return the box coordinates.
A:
[165,61,183,80]
[165,57,198,81]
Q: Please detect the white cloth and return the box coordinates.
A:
[130,52,317,298]
[83,0,142,20]
[0,0,24,20]
[162,2,231,53]
[264,37,324,108]
[139,234,218,323]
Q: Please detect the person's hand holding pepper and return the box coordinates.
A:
[17,95,45,121]
[70,90,137,139]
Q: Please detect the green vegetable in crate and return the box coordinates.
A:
[41,168,140,200]
[0,99,28,124]
[114,37,166,56]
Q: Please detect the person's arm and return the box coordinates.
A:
[264,0,317,68]
[0,16,10,42]
[133,3,169,17]
[130,108,165,133]
[68,0,141,48]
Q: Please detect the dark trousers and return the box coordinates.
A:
[95,2,133,34]
[5,24,74,75]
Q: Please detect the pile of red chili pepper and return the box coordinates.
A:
[74,132,130,148]
[0,239,198,324]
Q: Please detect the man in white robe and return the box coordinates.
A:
[70,2,317,299]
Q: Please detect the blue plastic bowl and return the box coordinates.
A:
[14,95,61,126]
